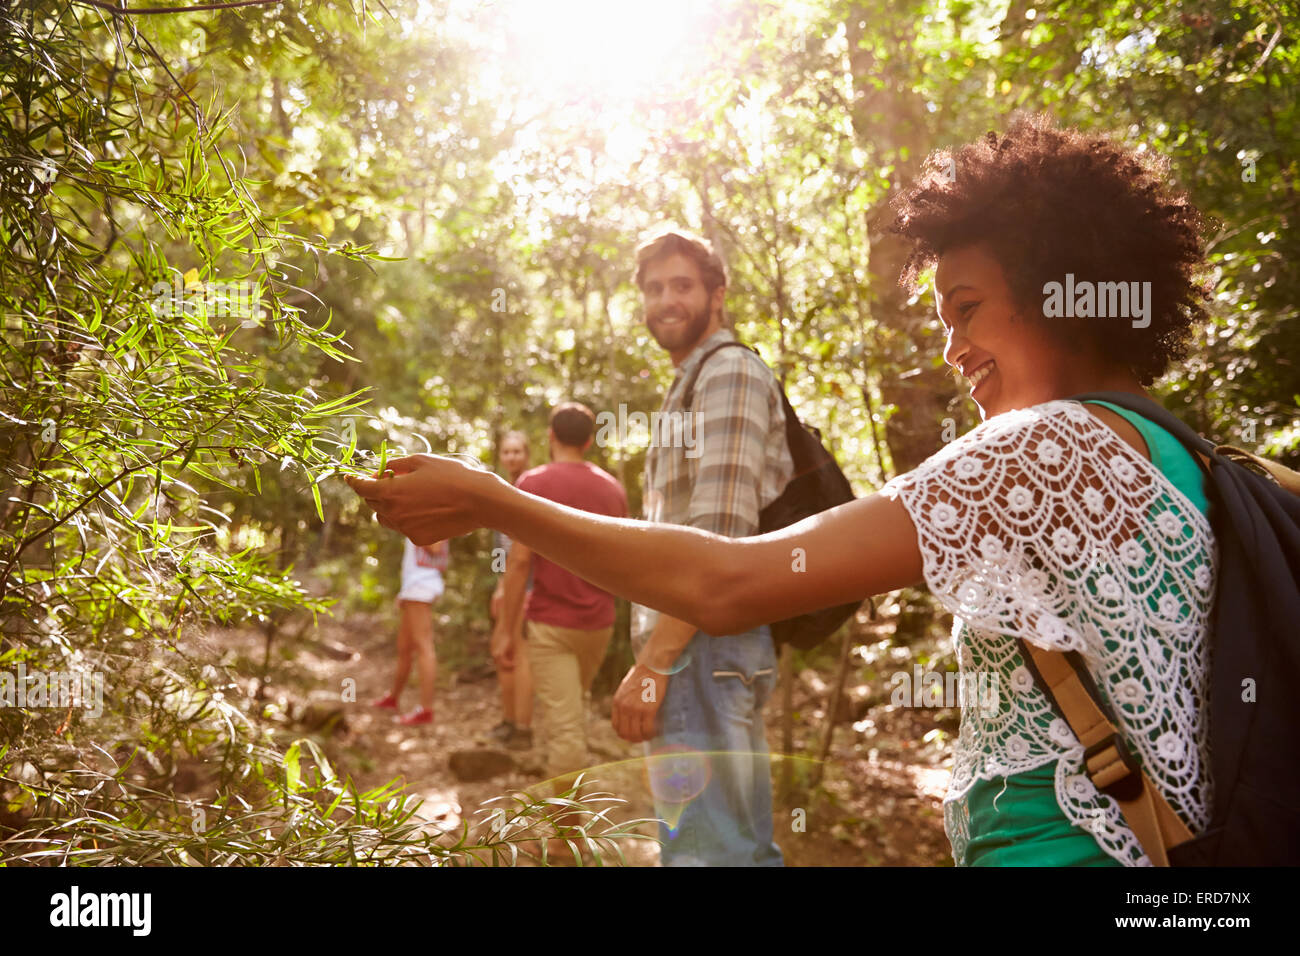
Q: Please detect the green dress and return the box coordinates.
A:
[959,401,1210,866]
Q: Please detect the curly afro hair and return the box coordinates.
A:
[889,114,1212,386]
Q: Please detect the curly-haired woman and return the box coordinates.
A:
[348,115,1215,867]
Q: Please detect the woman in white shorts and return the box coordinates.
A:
[489,430,533,743]
[373,537,447,726]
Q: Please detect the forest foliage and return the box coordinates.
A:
[1,0,1295,863]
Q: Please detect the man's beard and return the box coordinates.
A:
[647,300,712,353]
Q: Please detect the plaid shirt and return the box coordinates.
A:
[632,329,794,642]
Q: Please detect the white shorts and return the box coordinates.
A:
[398,539,445,604]
[397,575,443,604]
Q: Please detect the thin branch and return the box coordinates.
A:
[1244,23,1283,80]
[0,439,201,594]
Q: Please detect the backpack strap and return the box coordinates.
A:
[681,341,761,408]
[1067,391,1300,863]
[680,342,821,474]
[1017,639,1194,865]
[1071,391,1300,496]
[1212,445,1300,495]
[1016,391,1217,864]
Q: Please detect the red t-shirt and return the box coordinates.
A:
[515,461,627,630]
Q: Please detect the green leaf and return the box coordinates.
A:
[284,741,302,794]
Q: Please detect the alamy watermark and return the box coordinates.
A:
[150,276,266,327]
[49,886,150,936]
[890,666,999,717]
[593,405,705,458]
[1042,274,1151,329]
[0,662,104,718]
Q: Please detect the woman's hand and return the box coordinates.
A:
[346,454,497,544]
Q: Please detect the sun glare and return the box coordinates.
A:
[490,0,716,108]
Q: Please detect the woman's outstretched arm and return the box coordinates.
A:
[346,454,925,636]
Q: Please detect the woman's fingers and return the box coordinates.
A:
[384,454,427,475]
[345,474,397,508]
[386,453,453,476]
[345,476,403,535]
[343,458,427,503]
[344,453,487,544]
[344,474,378,496]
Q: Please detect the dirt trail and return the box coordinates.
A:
[227,605,954,866]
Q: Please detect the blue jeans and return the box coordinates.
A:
[646,625,783,866]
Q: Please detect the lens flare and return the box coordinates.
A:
[643,744,711,833]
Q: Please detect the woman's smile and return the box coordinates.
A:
[966,359,996,393]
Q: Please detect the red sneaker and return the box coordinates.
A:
[372,693,399,710]
[397,706,433,726]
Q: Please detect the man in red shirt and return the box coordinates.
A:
[491,402,628,780]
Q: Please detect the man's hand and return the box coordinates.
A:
[489,625,515,671]
[613,615,694,742]
[612,663,669,743]
[345,454,493,544]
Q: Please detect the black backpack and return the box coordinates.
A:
[1070,391,1300,865]
[682,342,864,650]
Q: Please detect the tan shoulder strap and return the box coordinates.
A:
[1212,444,1300,496]
[1019,641,1194,866]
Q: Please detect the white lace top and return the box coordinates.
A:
[879,400,1216,866]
